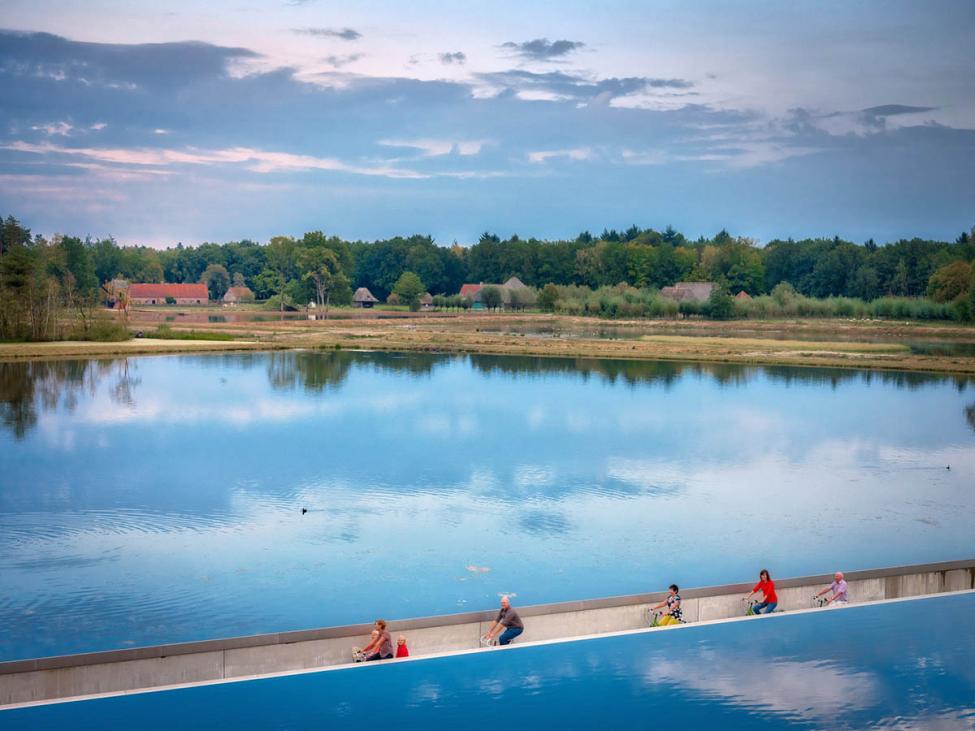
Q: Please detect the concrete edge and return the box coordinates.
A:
[2,557,972,675]
[4,588,973,712]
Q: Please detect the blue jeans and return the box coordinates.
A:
[498,627,523,645]
[753,601,777,614]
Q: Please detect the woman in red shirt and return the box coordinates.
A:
[745,568,778,614]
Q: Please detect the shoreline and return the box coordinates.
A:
[2,313,975,375]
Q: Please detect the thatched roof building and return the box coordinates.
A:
[223,286,255,304]
[659,282,716,303]
[353,287,380,308]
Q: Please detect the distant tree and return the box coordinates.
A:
[57,235,99,332]
[851,265,881,301]
[480,285,502,310]
[300,247,349,315]
[232,271,246,288]
[538,283,560,312]
[890,259,910,296]
[771,282,797,307]
[707,285,734,320]
[927,261,972,303]
[392,271,426,311]
[0,215,31,259]
[200,263,230,300]
[508,287,536,310]
[255,268,286,312]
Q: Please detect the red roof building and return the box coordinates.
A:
[128,283,209,305]
[459,283,482,299]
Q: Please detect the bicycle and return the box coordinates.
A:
[645,608,684,627]
[742,597,781,615]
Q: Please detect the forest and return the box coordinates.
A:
[2,214,974,340]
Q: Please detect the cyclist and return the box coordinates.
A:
[650,584,683,625]
[814,571,849,606]
[744,568,778,614]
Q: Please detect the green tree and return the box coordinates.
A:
[851,266,881,301]
[0,215,32,259]
[707,285,735,320]
[255,268,286,312]
[232,271,246,288]
[890,259,910,296]
[392,271,426,311]
[200,263,230,301]
[508,287,536,310]
[56,236,99,332]
[538,283,560,311]
[300,247,349,314]
[480,285,502,310]
[927,260,972,302]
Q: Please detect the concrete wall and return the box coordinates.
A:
[2,560,972,708]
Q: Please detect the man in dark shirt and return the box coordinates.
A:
[483,595,524,646]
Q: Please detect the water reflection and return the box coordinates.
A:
[2,351,974,659]
[0,360,139,439]
[2,351,972,440]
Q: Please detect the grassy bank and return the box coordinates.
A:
[2,313,974,375]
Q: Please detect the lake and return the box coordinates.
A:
[3,592,973,729]
[1,351,974,660]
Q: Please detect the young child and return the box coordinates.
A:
[395,635,409,658]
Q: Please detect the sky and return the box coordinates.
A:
[0,0,973,247]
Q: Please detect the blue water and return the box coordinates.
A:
[1,352,974,660]
[3,593,973,729]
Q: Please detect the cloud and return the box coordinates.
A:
[439,51,466,65]
[649,653,878,723]
[528,147,592,163]
[379,138,485,156]
[475,69,693,104]
[778,104,941,138]
[31,121,73,136]
[323,54,363,68]
[4,140,430,179]
[293,27,361,41]
[0,30,258,92]
[2,30,973,245]
[621,148,667,165]
[862,104,937,118]
[501,38,584,61]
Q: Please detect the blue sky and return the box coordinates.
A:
[1,0,973,246]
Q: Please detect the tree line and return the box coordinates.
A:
[3,214,975,339]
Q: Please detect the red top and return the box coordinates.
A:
[752,579,777,603]
[396,644,409,658]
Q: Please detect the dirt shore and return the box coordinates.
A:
[2,311,975,375]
